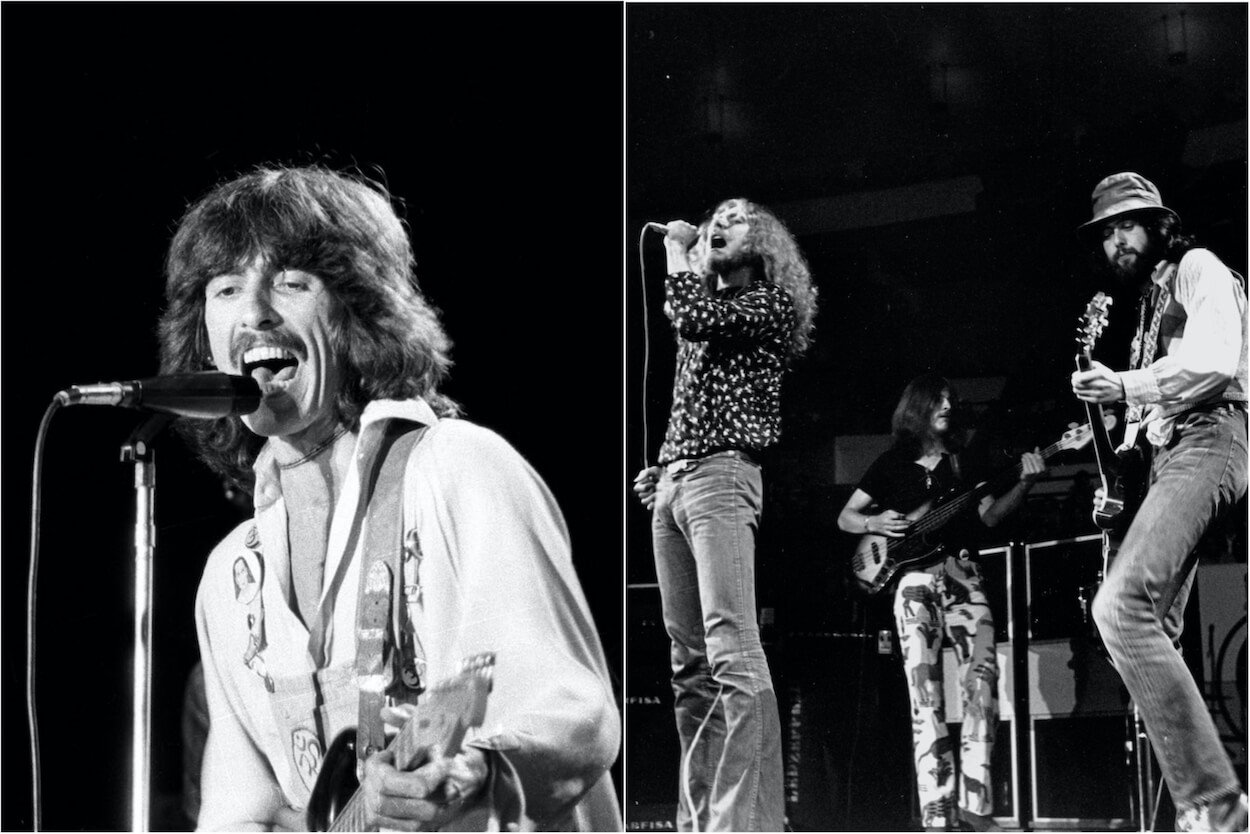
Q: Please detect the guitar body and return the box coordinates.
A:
[307,730,361,832]
[305,653,495,832]
[851,500,946,595]
[1094,442,1148,533]
[847,421,1098,596]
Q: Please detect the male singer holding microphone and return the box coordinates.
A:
[633,199,818,831]
[159,166,620,830]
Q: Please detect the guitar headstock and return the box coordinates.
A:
[1077,292,1113,357]
[1056,413,1115,453]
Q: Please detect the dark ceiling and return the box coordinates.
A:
[628,3,1247,212]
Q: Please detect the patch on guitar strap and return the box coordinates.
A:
[233,526,274,692]
[290,726,324,792]
[395,526,428,696]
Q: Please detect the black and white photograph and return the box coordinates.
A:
[4,3,1249,834]
[3,5,623,830]
[627,4,1247,832]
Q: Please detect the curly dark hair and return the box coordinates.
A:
[158,166,458,490]
[890,373,965,459]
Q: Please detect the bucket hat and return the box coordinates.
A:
[1077,172,1180,238]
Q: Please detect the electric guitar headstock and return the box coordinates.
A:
[1076,292,1113,367]
[1056,414,1116,454]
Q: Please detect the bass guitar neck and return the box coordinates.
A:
[849,421,1096,595]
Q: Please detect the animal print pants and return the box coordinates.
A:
[893,555,998,829]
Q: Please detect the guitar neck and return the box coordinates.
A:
[907,434,1072,538]
[1075,351,1121,479]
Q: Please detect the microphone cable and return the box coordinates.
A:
[638,225,653,469]
[27,398,62,831]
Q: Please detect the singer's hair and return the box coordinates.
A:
[702,198,819,359]
[890,373,964,459]
[158,165,458,490]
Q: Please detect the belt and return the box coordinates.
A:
[1187,400,1248,416]
[664,449,757,476]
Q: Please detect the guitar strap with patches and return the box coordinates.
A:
[354,422,429,765]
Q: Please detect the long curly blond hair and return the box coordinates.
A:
[696,198,818,359]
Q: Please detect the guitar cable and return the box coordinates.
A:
[26,398,61,831]
[679,682,724,834]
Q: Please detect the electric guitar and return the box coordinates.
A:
[1075,292,1148,532]
[306,653,495,832]
[849,422,1095,595]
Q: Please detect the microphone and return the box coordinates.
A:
[646,222,670,234]
[55,372,263,419]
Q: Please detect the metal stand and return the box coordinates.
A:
[120,414,172,834]
[1008,541,1035,831]
[1130,703,1157,831]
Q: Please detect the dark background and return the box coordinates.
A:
[626,4,1246,829]
[3,4,623,830]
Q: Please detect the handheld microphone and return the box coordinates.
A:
[646,222,670,234]
[55,372,263,419]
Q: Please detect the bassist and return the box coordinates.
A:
[836,374,1045,832]
[1071,172,1248,832]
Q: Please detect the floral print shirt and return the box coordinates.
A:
[657,271,795,464]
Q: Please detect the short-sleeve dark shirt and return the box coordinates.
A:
[856,446,992,554]
[858,447,961,515]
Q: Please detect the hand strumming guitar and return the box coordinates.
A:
[358,703,490,831]
[866,509,913,538]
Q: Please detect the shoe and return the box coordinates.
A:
[957,809,1002,832]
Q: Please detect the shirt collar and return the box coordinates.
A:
[1149,259,1177,292]
[251,397,440,510]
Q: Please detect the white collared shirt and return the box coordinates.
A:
[1119,249,1247,448]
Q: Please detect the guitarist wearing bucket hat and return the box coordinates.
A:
[1071,172,1248,832]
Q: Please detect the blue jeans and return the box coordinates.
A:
[651,452,784,832]
[1092,404,1248,814]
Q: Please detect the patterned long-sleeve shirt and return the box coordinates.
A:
[657,271,796,464]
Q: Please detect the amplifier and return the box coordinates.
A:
[942,638,1127,721]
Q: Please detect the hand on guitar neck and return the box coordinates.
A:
[843,422,1095,595]
[1072,358,1126,405]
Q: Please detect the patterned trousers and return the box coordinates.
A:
[893,556,998,828]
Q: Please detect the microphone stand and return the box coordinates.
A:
[120,413,173,833]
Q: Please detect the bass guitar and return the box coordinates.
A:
[849,422,1095,595]
[307,653,495,832]
[1075,292,1148,532]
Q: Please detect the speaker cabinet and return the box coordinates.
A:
[782,633,914,831]
[1031,714,1135,827]
[940,637,1135,829]
[626,588,680,830]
